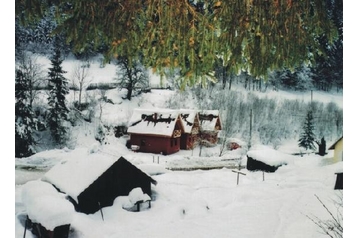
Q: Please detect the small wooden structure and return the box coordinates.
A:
[21,180,74,238]
[328,136,343,163]
[26,219,70,238]
[246,156,283,173]
[246,146,293,173]
[179,109,200,150]
[334,172,343,190]
[127,108,184,155]
[43,155,157,214]
[198,110,222,146]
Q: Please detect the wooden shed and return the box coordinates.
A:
[328,136,343,163]
[43,155,157,214]
[179,109,200,150]
[127,108,184,155]
[246,146,293,173]
[198,110,222,146]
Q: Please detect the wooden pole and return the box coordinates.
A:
[98,202,104,221]
[232,170,246,185]
[23,215,29,238]
[248,109,252,149]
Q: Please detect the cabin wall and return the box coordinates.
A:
[130,134,180,155]
[333,139,343,163]
[180,133,198,150]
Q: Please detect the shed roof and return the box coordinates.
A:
[328,136,343,150]
[42,153,118,202]
[42,155,156,203]
[127,108,182,137]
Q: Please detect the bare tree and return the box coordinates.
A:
[72,61,91,109]
[115,56,149,100]
[16,52,45,107]
[306,193,343,238]
[216,91,241,156]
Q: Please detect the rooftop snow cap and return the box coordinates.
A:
[127,108,182,137]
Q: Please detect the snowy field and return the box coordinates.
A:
[15,140,344,238]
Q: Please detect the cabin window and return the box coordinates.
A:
[141,139,146,146]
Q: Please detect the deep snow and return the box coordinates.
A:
[11,53,351,237]
[15,145,343,238]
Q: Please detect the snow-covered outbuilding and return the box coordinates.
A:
[42,155,157,214]
[198,110,222,146]
[246,145,294,172]
[179,109,200,150]
[127,108,184,155]
[21,180,75,238]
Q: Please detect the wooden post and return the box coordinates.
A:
[232,170,246,185]
[153,156,155,163]
[262,171,265,181]
[98,202,104,221]
[248,109,252,150]
[23,215,29,238]
[157,156,159,164]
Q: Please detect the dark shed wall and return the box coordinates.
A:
[334,172,343,190]
[77,157,155,214]
[246,156,284,173]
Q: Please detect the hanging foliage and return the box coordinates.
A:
[16,0,337,88]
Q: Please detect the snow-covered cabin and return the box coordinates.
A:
[246,145,294,173]
[42,155,157,214]
[127,108,184,155]
[21,180,74,238]
[198,110,222,146]
[179,109,200,150]
[328,136,343,163]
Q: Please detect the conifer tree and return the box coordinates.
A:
[15,69,37,157]
[298,110,316,151]
[47,39,70,146]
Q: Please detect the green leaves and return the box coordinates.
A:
[16,0,338,87]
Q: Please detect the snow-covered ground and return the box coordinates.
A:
[15,143,343,238]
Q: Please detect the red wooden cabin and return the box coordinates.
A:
[198,110,222,146]
[127,108,184,155]
[179,109,200,150]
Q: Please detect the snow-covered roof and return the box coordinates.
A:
[127,108,181,137]
[246,145,295,166]
[42,153,119,202]
[179,109,199,133]
[328,136,343,150]
[199,110,222,131]
[21,180,75,230]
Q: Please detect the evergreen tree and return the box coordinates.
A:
[47,40,70,146]
[15,69,37,157]
[298,110,316,151]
